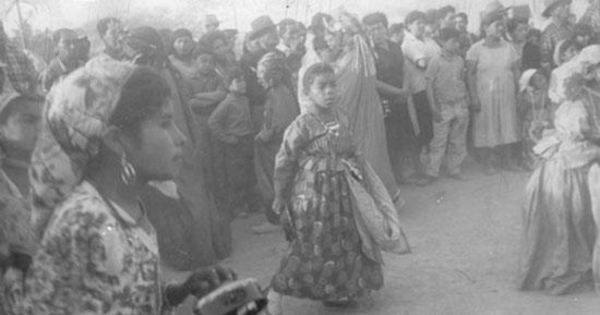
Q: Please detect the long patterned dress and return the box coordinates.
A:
[271,112,384,301]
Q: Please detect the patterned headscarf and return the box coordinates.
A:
[29,59,135,239]
[549,45,600,104]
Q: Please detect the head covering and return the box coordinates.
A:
[519,69,539,92]
[248,16,277,41]
[480,1,510,26]
[543,0,572,18]
[205,14,220,27]
[29,60,135,238]
[549,45,600,103]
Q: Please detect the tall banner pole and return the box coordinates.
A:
[14,0,27,49]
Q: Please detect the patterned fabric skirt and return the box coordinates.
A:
[271,168,383,301]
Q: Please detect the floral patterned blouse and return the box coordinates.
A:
[22,181,172,315]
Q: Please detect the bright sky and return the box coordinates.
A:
[0,0,591,37]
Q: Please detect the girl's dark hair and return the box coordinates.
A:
[302,62,335,91]
[108,66,171,135]
[199,30,229,49]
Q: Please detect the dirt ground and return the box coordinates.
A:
[168,157,600,315]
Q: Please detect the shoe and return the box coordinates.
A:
[252,222,281,234]
[448,171,467,181]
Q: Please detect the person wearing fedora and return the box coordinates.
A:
[241,15,280,130]
[541,0,574,72]
[205,14,221,33]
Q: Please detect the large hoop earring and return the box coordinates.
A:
[120,154,137,185]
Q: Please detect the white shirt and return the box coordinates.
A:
[401,31,440,93]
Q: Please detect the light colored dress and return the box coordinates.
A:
[467,40,520,148]
[22,181,172,315]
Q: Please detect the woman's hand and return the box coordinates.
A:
[183,266,237,299]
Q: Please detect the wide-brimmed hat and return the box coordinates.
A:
[543,0,572,18]
[480,1,510,25]
[248,15,276,40]
[205,14,220,27]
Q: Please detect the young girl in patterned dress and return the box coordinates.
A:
[266,62,409,314]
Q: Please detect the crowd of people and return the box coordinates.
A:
[1,0,600,314]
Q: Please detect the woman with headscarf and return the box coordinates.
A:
[518,45,600,295]
[306,10,400,201]
[252,52,300,233]
[22,60,236,314]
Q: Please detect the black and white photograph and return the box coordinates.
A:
[1,0,600,314]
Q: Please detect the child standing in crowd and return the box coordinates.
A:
[517,69,552,171]
[186,46,227,121]
[40,28,80,92]
[0,93,42,315]
[253,52,300,233]
[266,62,409,315]
[422,27,470,184]
[208,69,256,220]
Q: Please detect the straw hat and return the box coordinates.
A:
[248,15,276,40]
[542,0,572,18]
[480,1,510,25]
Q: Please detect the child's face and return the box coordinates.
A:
[306,72,337,110]
[442,38,459,54]
[196,53,215,74]
[57,31,78,62]
[229,77,246,95]
[0,100,42,152]
[173,36,194,58]
[531,73,548,90]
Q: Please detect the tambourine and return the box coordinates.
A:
[193,278,267,315]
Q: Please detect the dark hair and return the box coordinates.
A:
[526,28,542,42]
[278,18,297,36]
[108,66,171,134]
[506,17,528,35]
[405,11,427,27]
[362,12,389,29]
[454,12,468,22]
[438,5,456,19]
[438,27,461,42]
[389,23,404,35]
[97,17,121,37]
[302,62,335,91]
[51,28,76,45]
[223,67,244,88]
[192,43,215,59]
[425,9,438,25]
[199,30,229,50]
[573,22,593,37]
[0,95,43,125]
[310,13,333,34]
[128,27,165,67]
[171,28,193,50]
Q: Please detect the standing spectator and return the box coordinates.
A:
[208,69,255,222]
[200,31,238,80]
[205,14,221,33]
[422,27,470,184]
[522,29,543,70]
[506,17,530,61]
[402,10,441,178]
[438,5,457,29]
[40,28,80,92]
[91,17,126,62]
[453,12,475,58]
[0,22,37,96]
[241,15,279,130]
[466,6,521,174]
[388,23,405,45]
[579,0,600,43]
[363,12,414,183]
[540,0,574,72]
[253,52,299,234]
[276,19,305,93]
[168,29,197,80]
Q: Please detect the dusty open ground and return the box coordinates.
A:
[168,158,600,315]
